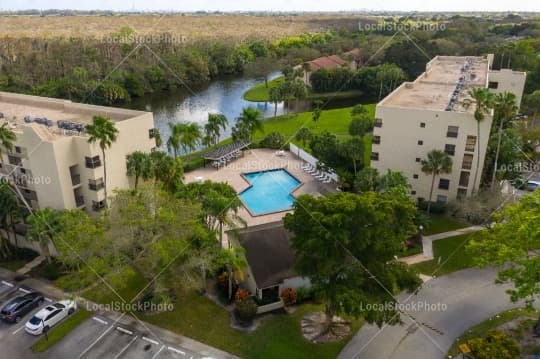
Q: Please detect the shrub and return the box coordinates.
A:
[296,287,313,302]
[235,288,250,302]
[417,197,447,215]
[466,330,520,359]
[280,287,298,306]
[41,261,61,280]
[235,297,258,321]
[260,132,286,149]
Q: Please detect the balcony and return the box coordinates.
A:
[71,174,81,186]
[85,156,102,169]
[92,200,106,212]
[89,178,105,191]
[8,155,22,166]
[75,195,85,207]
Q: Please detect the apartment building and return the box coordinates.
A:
[0,92,156,212]
[371,55,526,202]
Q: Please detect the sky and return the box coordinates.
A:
[3,0,540,12]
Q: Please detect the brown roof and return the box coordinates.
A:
[309,55,346,72]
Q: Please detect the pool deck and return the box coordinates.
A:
[185,148,336,227]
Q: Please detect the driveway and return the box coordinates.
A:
[338,267,540,359]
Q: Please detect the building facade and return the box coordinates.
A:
[371,55,526,202]
[0,92,156,213]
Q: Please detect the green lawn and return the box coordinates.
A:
[82,267,147,304]
[423,215,469,236]
[412,233,481,276]
[32,309,92,353]
[447,308,540,358]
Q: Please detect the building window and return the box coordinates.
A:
[413,174,419,179]
[459,171,470,187]
[374,118,383,128]
[372,135,381,145]
[15,146,22,154]
[85,156,102,169]
[92,200,105,211]
[438,179,450,190]
[436,195,448,203]
[447,126,459,138]
[411,190,417,195]
[444,144,456,156]
[371,152,379,161]
[457,188,468,199]
[462,154,473,170]
[88,178,105,191]
[488,81,499,89]
[415,157,421,163]
[417,140,423,146]
[420,122,426,128]
[8,155,21,166]
[465,136,477,152]
[149,128,155,139]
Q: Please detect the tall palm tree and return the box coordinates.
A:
[205,114,228,146]
[491,92,518,187]
[26,208,61,263]
[236,107,264,142]
[268,86,282,118]
[166,122,183,157]
[149,151,184,189]
[219,246,248,300]
[462,88,495,193]
[421,150,453,215]
[86,116,119,208]
[153,128,163,148]
[126,151,151,190]
[0,122,17,163]
[0,182,20,257]
[180,122,202,157]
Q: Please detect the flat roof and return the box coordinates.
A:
[0,91,148,140]
[380,56,489,112]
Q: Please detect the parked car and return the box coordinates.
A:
[0,292,44,323]
[525,181,540,191]
[25,299,76,335]
[534,318,540,337]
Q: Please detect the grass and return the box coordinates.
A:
[0,259,27,271]
[411,233,481,276]
[31,309,92,353]
[82,267,147,305]
[447,307,540,358]
[423,215,469,236]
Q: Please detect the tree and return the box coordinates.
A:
[149,151,184,190]
[167,122,182,157]
[0,122,16,162]
[295,127,312,147]
[339,138,364,175]
[312,100,323,127]
[86,116,119,208]
[26,208,62,263]
[234,107,264,142]
[349,116,374,138]
[421,150,453,215]
[0,182,20,257]
[126,151,151,190]
[466,330,520,359]
[467,191,540,305]
[354,167,381,192]
[462,88,495,193]
[491,92,518,187]
[522,90,540,122]
[268,86,282,118]
[153,128,162,148]
[283,192,421,334]
[243,57,278,88]
[217,246,248,300]
[180,122,202,157]
[204,113,228,147]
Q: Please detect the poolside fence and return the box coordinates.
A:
[289,143,339,182]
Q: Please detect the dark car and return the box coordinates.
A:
[0,292,44,323]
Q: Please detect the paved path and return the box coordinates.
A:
[338,267,540,359]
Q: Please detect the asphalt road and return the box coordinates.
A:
[338,267,540,359]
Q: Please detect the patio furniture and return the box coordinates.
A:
[202,141,250,169]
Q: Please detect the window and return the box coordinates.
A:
[417,140,423,146]
[413,174,419,179]
[149,128,155,139]
[420,122,426,128]
[411,190,417,195]
[459,171,470,187]
[415,157,421,163]
[374,118,383,128]
[438,179,450,190]
[465,136,477,152]
[85,156,102,169]
[446,126,459,138]
[92,200,106,211]
[436,195,448,203]
[15,146,22,154]
[488,81,499,89]
[46,310,61,321]
[371,152,379,161]
[372,135,381,145]
[88,178,104,191]
[444,144,456,156]
[462,154,473,170]
[457,188,468,199]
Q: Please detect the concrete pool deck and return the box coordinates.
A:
[185,148,336,227]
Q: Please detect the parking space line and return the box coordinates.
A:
[75,324,115,359]
[12,325,26,335]
[116,326,133,336]
[18,288,30,294]
[92,316,108,325]
[112,335,138,359]
[1,280,14,287]
[168,346,186,356]
[151,345,165,359]
[142,336,159,345]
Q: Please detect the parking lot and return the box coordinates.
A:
[0,280,210,359]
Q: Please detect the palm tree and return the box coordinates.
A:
[126,151,151,190]
[0,122,17,163]
[167,122,183,157]
[86,116,118,209]
[149,151,184,189]
[0,182,20,257]
[219,246,248,300]
[462,88,495,193]
[26,208,61,263]
[491,92,518,187]
[295,127,312,148]
[268,86,282,118]
[204,114,228,146]
[153,128,163,148]
[236,107,264,142]
[340,138,364,175]
[421,150,453,215]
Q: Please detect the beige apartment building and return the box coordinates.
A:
[0,92,156,212]
[371,55,526,202]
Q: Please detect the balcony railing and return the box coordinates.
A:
[71,174,81,186]
[89,179,105,191]
[85,157,102,169]
[75,195,85,207]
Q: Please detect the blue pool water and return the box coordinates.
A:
[240,169,301,215]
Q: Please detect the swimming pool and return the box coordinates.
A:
[239,169,301,216]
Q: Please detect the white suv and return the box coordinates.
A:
[25,300,77,335]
